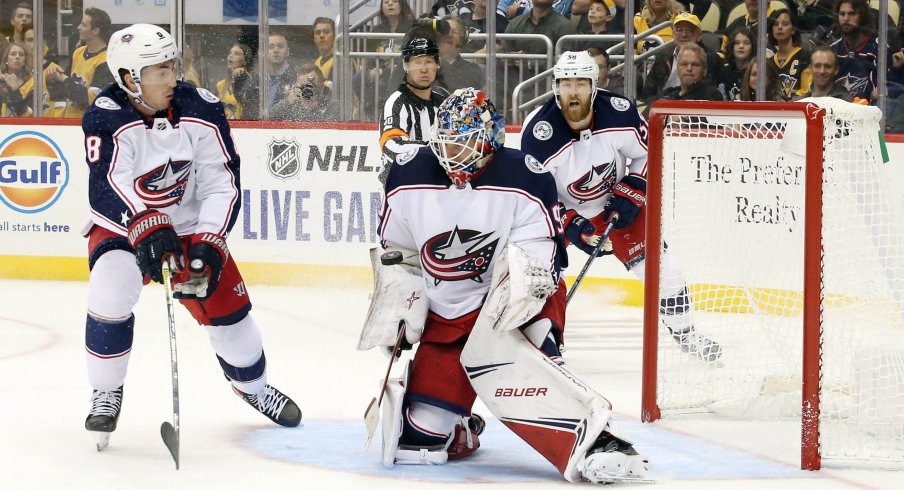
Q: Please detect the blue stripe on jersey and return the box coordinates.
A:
[218,351,266,383]
[85,313,134,358]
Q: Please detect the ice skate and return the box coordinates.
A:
[447,414,484,460]
[671,327,722,362]
[580,434,653,484]
[85,386,124,451]
[234,384,301,427]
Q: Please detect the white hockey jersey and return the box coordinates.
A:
[379,146,566,320]
[520,90,648,220]
[82,81,241,238]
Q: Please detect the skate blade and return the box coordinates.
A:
[93,432,111,451]
[588,472,656,484]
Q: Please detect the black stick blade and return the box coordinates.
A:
[160,422,180,469]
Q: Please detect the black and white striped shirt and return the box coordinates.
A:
[378,83,446,184]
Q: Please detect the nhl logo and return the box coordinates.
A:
[267,138,301,181]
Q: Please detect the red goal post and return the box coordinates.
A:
[641,100,903,471]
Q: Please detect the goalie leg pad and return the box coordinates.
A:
[359,247,428,351]
[383,361,425,467]
[461,308,613,482]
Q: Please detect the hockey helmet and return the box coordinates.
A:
[429,88,505,188]
[402,37,440,63]
[107,24,182,101]
[553,50,600,107]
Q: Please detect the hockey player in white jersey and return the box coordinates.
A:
[520,51,721,362]
[81,24,300,449]
[360,87,651,483]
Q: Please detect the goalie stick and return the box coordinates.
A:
[566,217,617,305]
[161,259,180,469]
[363,325,407,451]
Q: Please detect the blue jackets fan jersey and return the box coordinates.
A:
[520,89,648,220]
[379,146,566,320]
[82,81,241,238]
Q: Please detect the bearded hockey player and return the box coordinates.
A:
[358,87,651,483]
[81,24,300,450]
[520,50,722,362]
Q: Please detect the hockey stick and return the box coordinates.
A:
[363,325,407,451]
[566,217,618,305]
[160,259,180,469]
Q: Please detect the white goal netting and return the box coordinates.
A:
[650,99,904,464]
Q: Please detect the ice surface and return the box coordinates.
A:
[0,279,897,489]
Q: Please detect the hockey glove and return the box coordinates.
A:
[562,208,612,257]
[173,233,229,300]
[127,209,183,283]
[603,175,646,230]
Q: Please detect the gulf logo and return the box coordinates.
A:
[0,131,69,214]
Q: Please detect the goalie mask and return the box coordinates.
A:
[429,88,505,189]
[107,24,182,108]
[553,50,600,108]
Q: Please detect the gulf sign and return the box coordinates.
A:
[0,131,69,214]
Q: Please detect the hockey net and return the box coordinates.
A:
[641,99,904,470]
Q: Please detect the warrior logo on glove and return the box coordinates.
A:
[421,227,499,284]
[567,159,617,203]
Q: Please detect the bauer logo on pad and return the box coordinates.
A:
[0,131,70,214]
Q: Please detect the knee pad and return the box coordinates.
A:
[88,250,142,321]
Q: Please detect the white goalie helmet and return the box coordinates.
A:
[553,50,600,108]
[107,23,182,100]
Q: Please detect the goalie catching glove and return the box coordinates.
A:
[561,207,613,257]
[127,209,183,283]
[173,233,229,300]
[603,175,646,230]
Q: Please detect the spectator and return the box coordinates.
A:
[8,3,32,44]
[312,17,335,82]
[641,12,721,103]
[573,0,619,52]
[216,43,255,119]
[588,46,625,94]
[717,27,755,101]
[661,43,723,100]
[502,0,576,54]
[503,0,581,18]
[265,32,297,111]
[722,0,779,54]
[0,43,32,116]
[794,46,853,101]
[182,44,201,87]
[769,9,811,100]
[830,0,880,101]
[370,0,418,51]
[22,23,64,116]
[463,0,510,37]
[44,7,115,118]
[271,63,338,121]
[437,16,484,91]
[740,57,782,101]
[634,0,685,51]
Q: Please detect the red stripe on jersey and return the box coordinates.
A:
[107,121,145,224]
[181,117,238,236]
[473,185,556,238]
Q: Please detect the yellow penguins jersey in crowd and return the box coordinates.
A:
[314,54,334,81]
[48,45,108,118]
[216,78,242,119]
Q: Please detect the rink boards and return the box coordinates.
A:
[1,119,904,305]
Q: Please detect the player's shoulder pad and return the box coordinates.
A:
[592,90,641,127]
[385,146,449,193]
[82,85,140,134]
[477,147,558,201]
[173,81,226,120]
[520,98,576,164]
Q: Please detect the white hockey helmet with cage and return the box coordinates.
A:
[429,88,505,188]
[553,50,600,108]
[107,24,182,101]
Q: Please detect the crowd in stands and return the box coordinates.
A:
[3,1,904,129]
